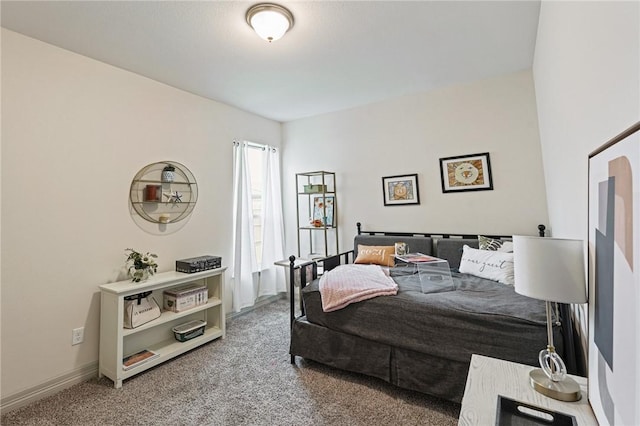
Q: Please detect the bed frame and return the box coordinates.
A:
[287,223,580,398]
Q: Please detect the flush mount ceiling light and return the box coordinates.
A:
[246,3,294,42]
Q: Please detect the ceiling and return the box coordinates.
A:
[1,1,541,122]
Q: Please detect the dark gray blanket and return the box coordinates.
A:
[302,268,554,366]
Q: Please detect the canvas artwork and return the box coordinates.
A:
[588,122,639,426]
[312,196,334,226]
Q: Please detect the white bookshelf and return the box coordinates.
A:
[99,268,226,388]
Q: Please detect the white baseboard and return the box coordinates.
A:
[1,361,98,415]
[226,293,285,321]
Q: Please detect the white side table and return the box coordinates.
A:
[459,354,597,425]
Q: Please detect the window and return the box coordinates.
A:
[247,146,263,265]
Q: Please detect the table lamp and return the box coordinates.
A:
[513,236,587,402]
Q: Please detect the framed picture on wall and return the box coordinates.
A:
[587,121,639,426]
[382,174,420,206]
[439,152,493,193]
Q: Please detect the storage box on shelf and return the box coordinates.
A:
[175,255,221,273]
[172,320,206,342]
[99,268,226,388]
[163,284,208,312]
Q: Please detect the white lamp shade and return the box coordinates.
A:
[247,4,293,42]
[513,236,587,304]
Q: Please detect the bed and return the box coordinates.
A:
[288,223,578,403]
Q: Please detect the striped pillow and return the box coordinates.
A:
[478,235,513,253]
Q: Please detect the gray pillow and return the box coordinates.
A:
[434,238,479,271]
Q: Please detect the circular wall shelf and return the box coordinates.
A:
[129,161,198,224]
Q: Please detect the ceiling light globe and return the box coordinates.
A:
[251,11,289,42]
[246,4,294,43]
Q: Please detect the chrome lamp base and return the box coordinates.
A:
[529,368,582,402]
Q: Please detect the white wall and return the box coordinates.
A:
[282,70,549,255]
[1,29,281,400]
[533,1,639,239]
[533,0,639,371]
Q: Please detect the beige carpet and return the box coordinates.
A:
[1,299,460,425]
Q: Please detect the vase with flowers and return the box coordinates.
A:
[125,248,158,282]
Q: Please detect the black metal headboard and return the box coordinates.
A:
[356,222,546,238]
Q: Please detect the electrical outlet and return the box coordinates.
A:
[72,327,84,345]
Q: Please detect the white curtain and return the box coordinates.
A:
[258,146,286,296]
[232,141,286,312]
[232,142,258,312]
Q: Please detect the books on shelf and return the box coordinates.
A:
[122,349,159,371]
[395,253,442,263]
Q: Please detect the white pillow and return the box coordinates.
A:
[497,241,514,253]
[458,245,514,285]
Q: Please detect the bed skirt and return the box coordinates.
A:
[290,316,471,403]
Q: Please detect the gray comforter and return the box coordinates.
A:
[301,268,556,367]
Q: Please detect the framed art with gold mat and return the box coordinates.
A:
[439,152,493,193]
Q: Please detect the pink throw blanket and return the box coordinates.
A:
[319,264,398,312]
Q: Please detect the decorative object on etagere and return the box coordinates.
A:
[170,191,182,203]
[163,191,183,204]
[125,248,159,282]
[513,236,587,402]
[161,164,175,183]
[143,184,162,202]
